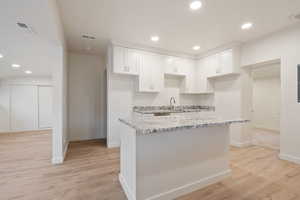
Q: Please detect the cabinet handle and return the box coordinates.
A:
[124,66,130,72]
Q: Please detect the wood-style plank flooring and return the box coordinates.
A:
[1,131,300,200]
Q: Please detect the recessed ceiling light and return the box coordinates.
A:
[151,36,159,42]
[0,54,3,58]
[241,22,253,30]
[12,64,21,68]
[25,70,32,74]
[193,45,201,50]
[190,1,202,10]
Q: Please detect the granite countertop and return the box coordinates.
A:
[133,105,215,114]
[119,115,249,135]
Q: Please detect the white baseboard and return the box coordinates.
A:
[119,174,136,200]
[52,141,69,165]
[52,156,64,164]
[147,170,231,200]
[63,141,69,160]
[119,170,231,200]
[230,140,252,148]
[107,141,120,148]
[279,153,300,165]
[0,128,52,134]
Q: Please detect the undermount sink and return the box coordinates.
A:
[153,112,171,116]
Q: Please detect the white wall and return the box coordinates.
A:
[252,66,280,131]
[241,25,300,164]
[0,84,10,132]
[68,52,106,141]
[0,77,52,132]
[213,75,248,147]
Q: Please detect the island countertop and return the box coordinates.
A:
[119,115,249,135]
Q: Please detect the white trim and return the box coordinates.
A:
[279,153,300,165]
[52,156,64,164]
[111,41,195,60]
[0,128,52,134]
[119,170,231,200]
[63,141,69,160]
[107,141,120,148]
[146,170,231,200]
[230,140,252,147]
[119,174,136,200]
[242,58,281,69]
[52,141,69,165]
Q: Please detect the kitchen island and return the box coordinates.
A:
[119,113,248,200]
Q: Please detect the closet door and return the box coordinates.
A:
[38,86,52,128]
[10,85,37,131]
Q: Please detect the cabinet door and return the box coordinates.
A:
[164,56,185,75]
[219,49,233,74]
[174,58,189,75]
[113,46,125,73]
[113,46,139,75]
[181,59,196,93]
[152,55,164,91]
[126,49,140,74]
[196,59,213,92]
[139,53,163,92]
[205,55,219,77]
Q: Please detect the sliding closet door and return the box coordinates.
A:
[38,86,52,128]
[10,85,38,131]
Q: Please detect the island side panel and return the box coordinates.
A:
[119,123,137,200]
[136,125,231,200]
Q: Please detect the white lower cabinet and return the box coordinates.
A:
[138,53,164,92]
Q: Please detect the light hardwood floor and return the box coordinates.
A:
[1,131,300,200]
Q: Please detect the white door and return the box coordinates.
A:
[38,86,52,128]
[10,85,37,131]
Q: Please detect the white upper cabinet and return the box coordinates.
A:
[164,56,186,76]
[180,59,199,94]
[110,44,240,94]
[218,49,233,75]
[195,59,214,93]
[138,52,164,93]
[205,48,239,78]
[113,46,141,75]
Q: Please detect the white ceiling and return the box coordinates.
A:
[0,0,62,78]
[57,0,300,56]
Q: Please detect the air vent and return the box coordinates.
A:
[295,13,300,20]
[82,35,96,40]
[16,22,35,34]
[17,22,29,29]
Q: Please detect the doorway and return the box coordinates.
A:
[250,62,281,149]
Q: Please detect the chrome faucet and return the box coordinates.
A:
[170,97,176,110]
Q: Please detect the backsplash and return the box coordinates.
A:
[133,105,215,114]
